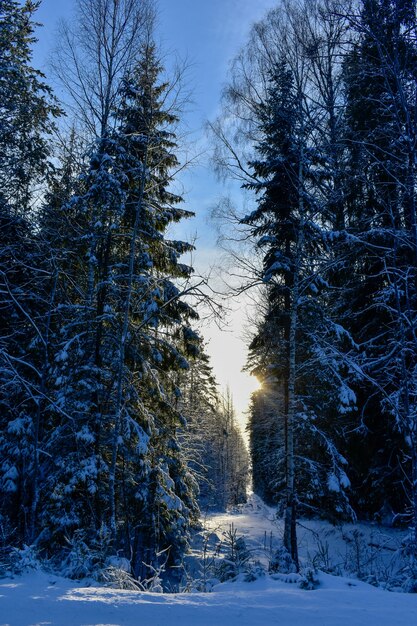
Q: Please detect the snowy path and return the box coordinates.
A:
[204,493,281,561]
[1,496,416,626]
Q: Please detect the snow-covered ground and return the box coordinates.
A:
[2,495,416,626]
[204,495,408,582]
[2,568,417,626]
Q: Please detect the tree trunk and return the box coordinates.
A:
[283,255,299,570]
[109,138,149,542]
[28,268,58,544]
[283,105,304,570]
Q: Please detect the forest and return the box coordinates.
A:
[1,0,417,596]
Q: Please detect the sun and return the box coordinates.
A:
[249,374,262,393]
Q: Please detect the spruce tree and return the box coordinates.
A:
[244,60,355,565]
[341,0,417,550]
[43,41,199,580]
[0,0,60,545]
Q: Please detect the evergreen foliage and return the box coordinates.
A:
[214,0,417,566]
[340,0,417,548]
[0,2,216,585]
[40,40,203,578]
[3,0,417,589]
[242,54,355,562]
[0,0,60,545]
[177,339,249,511]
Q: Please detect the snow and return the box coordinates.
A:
[1,567,416,626]
[2,496,416,626]
[204,496,408,581]
[327,473,341,492]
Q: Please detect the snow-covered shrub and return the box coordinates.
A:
[346,529,364,573]
[340,527,405,588]
[185,527,222,591]
[214,557,236,582]
[269,545,297,574]
[214,525,252,582]
[60,523,117,580]
[96,566,140,590]
[61,532,96,579]
[299,567,320,590]
[402,574,417,594]
[342,528,376,580]
[179,568,220,593]
[60,531,143,590]
[184,523,265,590]
[106,556,131,572]
[243,560,266,582]
[400,532,417,593]
[8,544,40,574]
[309,536,337,574]
[94,555,140,590]
[137,560,166,593]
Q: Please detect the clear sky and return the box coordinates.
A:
[32,0,277,432]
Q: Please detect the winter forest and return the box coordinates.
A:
[2,0,417,613]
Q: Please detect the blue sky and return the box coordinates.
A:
[32,0,277,427]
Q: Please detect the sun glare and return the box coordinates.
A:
[249,375,262,393]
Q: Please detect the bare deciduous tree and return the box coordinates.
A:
[52,0,154,137]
